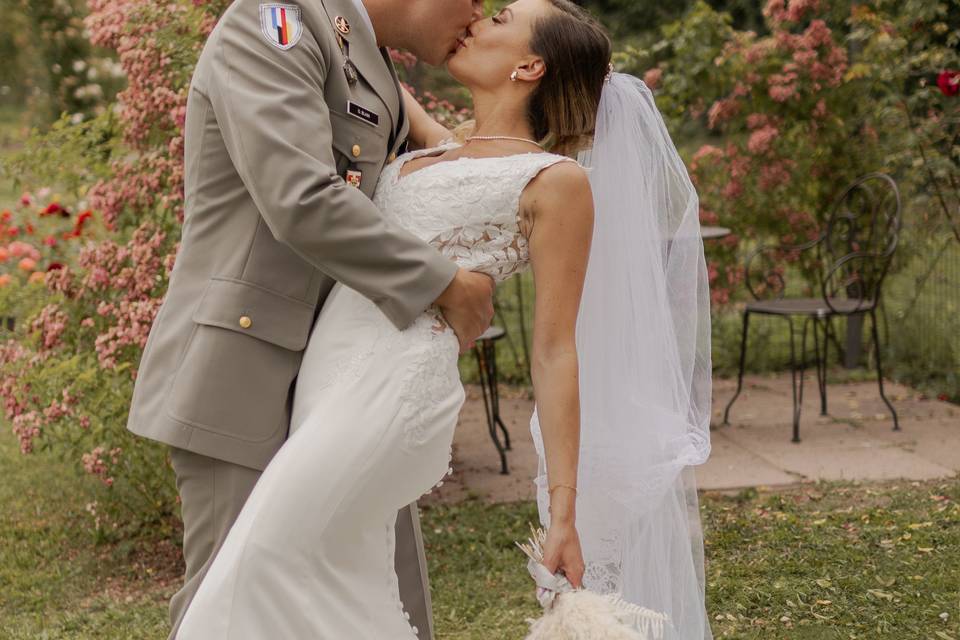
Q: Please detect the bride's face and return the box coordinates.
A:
[447,0,551,91]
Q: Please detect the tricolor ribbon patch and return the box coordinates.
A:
[259,3,303,51]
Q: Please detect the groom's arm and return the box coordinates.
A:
[200,2,460,329]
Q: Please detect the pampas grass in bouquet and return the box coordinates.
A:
[515,524,669,640]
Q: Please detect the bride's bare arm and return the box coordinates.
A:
[523,161,594,588]
[401,86,453,150]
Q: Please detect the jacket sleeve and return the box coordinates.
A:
[203,2,457,329]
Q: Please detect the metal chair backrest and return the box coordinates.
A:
[820,173,901,314]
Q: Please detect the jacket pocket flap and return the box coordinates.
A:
[192,278,314,351]
[329,109,387,164]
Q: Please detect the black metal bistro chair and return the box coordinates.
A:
[474,326,512,474]
[722,173,902,442]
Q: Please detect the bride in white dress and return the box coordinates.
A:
[178,0,713,638]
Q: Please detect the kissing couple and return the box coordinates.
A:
[127,0,714,638]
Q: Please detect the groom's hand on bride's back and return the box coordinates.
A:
[435,269,495,353]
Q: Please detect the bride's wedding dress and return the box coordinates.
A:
[176,142,572,639]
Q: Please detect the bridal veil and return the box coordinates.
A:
[530,73,713,640]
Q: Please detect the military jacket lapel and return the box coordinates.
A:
[320,0,401,138]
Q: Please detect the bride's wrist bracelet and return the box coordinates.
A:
[548,484,577,496]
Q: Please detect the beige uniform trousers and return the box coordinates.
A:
[167,447,434,640]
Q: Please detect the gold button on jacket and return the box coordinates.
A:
[239,316,253,329]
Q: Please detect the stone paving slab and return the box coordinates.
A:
[421,375,959,506]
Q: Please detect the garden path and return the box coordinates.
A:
[421,375,960,505]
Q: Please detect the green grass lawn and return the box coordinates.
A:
[1,430,958,639]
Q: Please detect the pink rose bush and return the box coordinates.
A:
[631,0,888,305]
[2,0,481,533]
[0,0,229,535]
[629,0,958,394]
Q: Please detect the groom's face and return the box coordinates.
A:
[406,0,485,66]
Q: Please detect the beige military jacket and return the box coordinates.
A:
[127,0,458,470]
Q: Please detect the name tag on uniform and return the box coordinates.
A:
[347,101,380,127]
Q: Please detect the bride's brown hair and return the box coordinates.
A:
[529,0,612,155]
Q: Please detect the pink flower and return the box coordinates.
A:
[643,67,663,91]
[747,113,772,130]
[812,99,828,119]
[769,84,798,102]
[722,180,744,199]
[748,125,780,154]
[693,145,723,162]
[708,98,741,129]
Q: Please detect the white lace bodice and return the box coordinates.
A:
[373,142,575,283]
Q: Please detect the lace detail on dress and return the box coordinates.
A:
[374,142,576,283]
[430,223,529,283]
[392,312,461,451]
[313,349,375,389]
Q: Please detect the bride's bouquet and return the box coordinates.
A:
[515,524,669,640]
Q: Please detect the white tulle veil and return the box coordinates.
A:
[529,73,713,640]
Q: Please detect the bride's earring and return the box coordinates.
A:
[510,71,519,82]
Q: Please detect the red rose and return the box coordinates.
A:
[938,70,960,97]
[24,223,34,235]
[40,203,63,216]
[46,262,65,271]
[0,210,11,222]
[43,235,57,247]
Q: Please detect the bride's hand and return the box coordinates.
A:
[541,520,585,589]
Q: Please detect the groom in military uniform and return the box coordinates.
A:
[126,1,490,638]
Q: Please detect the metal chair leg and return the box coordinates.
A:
[723,311,750,425]
[486,342,511,451]
[813,316,828,416]
[474,341,510,475]
[870,308,900,431]
[787,316,806,443]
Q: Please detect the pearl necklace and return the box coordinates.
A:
[465,135,545,150]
